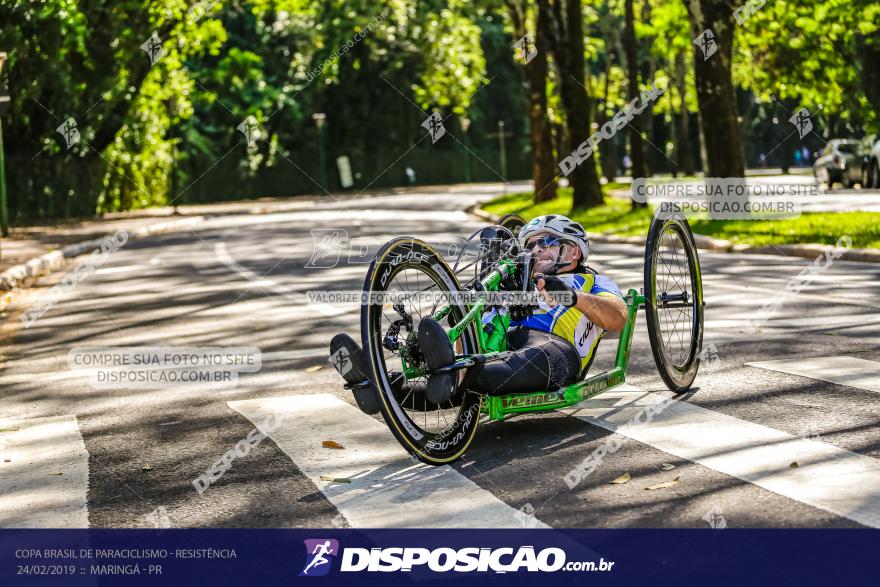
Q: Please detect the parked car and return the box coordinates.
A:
[865,136,880,188]
[812,139,868,188]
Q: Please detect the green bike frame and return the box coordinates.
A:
[405,258,646,420]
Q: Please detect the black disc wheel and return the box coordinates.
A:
[361,237,482,465]
[644,212,704,392]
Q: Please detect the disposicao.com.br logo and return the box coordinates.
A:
[299,539,615,575]
[300,539,340,576]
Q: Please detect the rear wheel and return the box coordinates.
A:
[644,211,704,392]
[497,213,526,236]
[361,237,482,465]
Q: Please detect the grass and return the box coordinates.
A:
[482,187,880,249]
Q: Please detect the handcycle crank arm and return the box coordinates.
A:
[429,351,513,376]
[343,372,405,390]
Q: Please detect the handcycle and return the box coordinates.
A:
[347,211,704,465]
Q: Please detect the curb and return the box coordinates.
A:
[0,216,205,292]
[466,205,880,264]
[0,182,508,293]
[1,184,511,294]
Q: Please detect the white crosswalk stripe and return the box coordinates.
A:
[0,415,89,528]
[747,356,880,394]
[229,393,545,528]
[564,385,880,528]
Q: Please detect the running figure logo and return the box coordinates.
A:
[330,346,353,378]
[421,112,446,143]
[139,31,166,66]
[693,29,718,60]
[788,108,814,139]
[305,228,348,269]
[514,34,538,64]
[56,117,80,149]
[300,539,340,576]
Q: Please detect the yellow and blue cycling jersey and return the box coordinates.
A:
[510,272,624,374]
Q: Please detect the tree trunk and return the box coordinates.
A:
[686,0,746,219]
[640,0,658,175]
[862,34,880,120]
[506,1,557,202]
[674,50,696,176]
[697,108,709,175]
[598,43,618,184]
[624,0,648,189]
[538,0,604,210]
[685,0,745,178]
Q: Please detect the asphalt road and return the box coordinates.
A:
[2,182,880,529]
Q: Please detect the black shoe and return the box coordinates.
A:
[329,334,381,415]
[417,318,456,404]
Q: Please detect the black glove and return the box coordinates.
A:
[535,273,578,307]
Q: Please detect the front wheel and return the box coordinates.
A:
[643,211,704,392]
[361,237,483,465]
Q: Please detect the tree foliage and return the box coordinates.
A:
[1,0,878,223]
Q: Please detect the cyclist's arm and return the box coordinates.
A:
[571,291,628,331]
[536,274,628,331]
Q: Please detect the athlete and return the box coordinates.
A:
[329,214,628,412]
[302,540,335,575]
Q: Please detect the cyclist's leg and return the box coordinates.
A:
[472,330,580,396]
[329,333,442,414]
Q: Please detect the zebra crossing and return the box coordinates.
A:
[0,415,89,528]
[747,356,880,394]
[9,353,880,529]
[229,394,545,528]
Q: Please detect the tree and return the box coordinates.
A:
[0,0,224,218]
[538,0,604,210]
[642,0,699,176]
[624,0,648,193]
[506,0,557,202]
[674,49,697,175]
[684,0,746,178]
[735,0,880,135]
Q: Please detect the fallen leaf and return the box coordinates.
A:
[320,475,351,484]
[305,365,324,373]
[322,440,345,449]
[789,461,799,468]
[660,463,676,471]
[142,464,153,471]
[645,476,680,491]
[0,427,20,433]
[610,472,631,485]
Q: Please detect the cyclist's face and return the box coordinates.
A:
[525,232,562,260]
[526,231,577,273]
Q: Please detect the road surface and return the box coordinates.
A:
[2,182,880,529]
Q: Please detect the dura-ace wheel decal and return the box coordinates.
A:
[362,238,482,464]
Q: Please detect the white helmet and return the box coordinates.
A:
[518,214,590,262]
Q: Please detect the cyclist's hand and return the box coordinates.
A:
[535,273,578,308]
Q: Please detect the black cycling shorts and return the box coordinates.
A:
[472,327,581,396]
